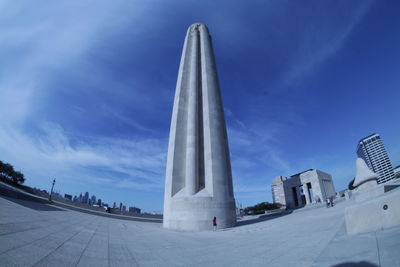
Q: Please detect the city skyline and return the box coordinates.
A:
[1,0,400,213]
[35,186,142,213]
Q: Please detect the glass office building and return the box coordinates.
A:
[357,133,394,184]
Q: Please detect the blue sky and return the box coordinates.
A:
[1,0,399,213]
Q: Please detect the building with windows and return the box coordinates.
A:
[83,192,89,204]
[90,195,96,205]
[271,176,287,206]
[357,133,394,184]
[393,165,400,179]
[129,207,141,214]
[271,169,336,209]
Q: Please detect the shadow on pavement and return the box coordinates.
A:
[4,197,65,211]
[0,183,64,211]
[332,261,378,267]
[236,210,293,227]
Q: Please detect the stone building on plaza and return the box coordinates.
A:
[271,169,336,209]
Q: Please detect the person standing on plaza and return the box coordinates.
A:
[212,217,217,231]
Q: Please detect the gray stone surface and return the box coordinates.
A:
[354,157,378,187]
[345,187,400,235]
[352,158,385,202]
[1,194,400,266]
[163,23,235,231]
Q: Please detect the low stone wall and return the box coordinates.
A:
[0,179,162,220]
[345,188,400,235]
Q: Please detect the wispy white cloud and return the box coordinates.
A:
[115,179,163,190]
[100,104,154,133]
[0,1,168,198]
[0,1,151,123]
[282,1,374,87]
[0,122,166,191]
[227,109,294,196]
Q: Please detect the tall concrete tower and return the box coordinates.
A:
[163,23,236,231]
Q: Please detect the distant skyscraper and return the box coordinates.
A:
[129,207,141,214]
[97,199,102,206]
[84,192,89,204]
[91,195,96,205]
[357,133,394,184]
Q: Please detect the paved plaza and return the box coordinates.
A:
[1,188,400,266]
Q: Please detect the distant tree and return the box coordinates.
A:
[244,201,281,215]
[13,171,25,184]
[0,160,4,176]
[0,160,26,185]
[1,161,15,179]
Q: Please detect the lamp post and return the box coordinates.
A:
[49,179,56,202]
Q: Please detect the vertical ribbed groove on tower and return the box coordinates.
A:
[184,28,198,196]
[171,31,191,196]
[173,25,206,196]
[197,27,205,192]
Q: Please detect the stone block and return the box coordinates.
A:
[345,188,400,235]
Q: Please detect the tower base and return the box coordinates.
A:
[163,195,236,231]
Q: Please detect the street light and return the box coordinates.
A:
[49,178,56,202]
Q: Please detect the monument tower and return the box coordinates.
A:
[163,23,236,231]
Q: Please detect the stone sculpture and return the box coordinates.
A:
[163,23,236,231]
[345,157,400,235]
[353,157,378,191]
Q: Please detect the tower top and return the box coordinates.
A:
[188,23,209,33]
[189,22,206,27]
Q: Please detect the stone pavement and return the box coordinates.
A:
[0,194,399,266]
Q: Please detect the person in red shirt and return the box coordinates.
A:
[212,217,217,231]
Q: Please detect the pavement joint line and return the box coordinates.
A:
[114,219,140,266]
[315,222,343,260]
[0,215,79,237]
[374,231,381,266]
[73,219,103,267]
[0,215,94,255]
[107,219,111,267]
[31,218,99,267]
[0,225,41,237]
